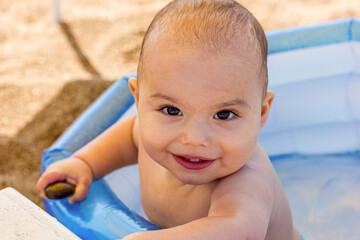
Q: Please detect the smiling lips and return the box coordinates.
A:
[172,154,215,170]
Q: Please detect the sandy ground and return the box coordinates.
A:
[1,0,359,208]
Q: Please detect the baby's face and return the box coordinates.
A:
[131,46,269,185]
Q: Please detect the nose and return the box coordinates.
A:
[179,119,211,147]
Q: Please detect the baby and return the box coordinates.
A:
[38,0,301,239]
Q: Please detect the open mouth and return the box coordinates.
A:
[172,154,215,170]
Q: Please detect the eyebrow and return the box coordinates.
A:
[149,93,179,103]
[215,99,250,110]
[150,93,250,109]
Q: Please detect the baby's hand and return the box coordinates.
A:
[37,157,93,204]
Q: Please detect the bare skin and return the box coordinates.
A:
[137,133,299,240]
[38,46,301,239]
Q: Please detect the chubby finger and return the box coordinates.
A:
[68,179,91,204]
[37,171,69,200]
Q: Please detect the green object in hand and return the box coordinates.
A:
[45,182,76,199]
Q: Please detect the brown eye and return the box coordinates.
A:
[214,111,235,120]
[162,106,182,116]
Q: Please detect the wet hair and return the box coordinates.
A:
[137,0,268,98]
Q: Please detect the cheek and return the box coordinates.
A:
[224,134,254,159]
[138,114,170,160]
[219,121,260,161]
[219,135,257,174]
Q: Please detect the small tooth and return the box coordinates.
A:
[189,159,201,162]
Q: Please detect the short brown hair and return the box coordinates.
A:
[138,0,268,97]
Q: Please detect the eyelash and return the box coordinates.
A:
[159,106,238,120]
[159,105,182,116]
[214,110,238,120]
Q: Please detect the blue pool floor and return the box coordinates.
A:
[272,152,360,240]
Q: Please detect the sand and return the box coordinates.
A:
[1,0,359,207]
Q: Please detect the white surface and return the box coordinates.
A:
[260,41,360,155]
[0,187,80,240]
[105,164,148,220]
[267,42,360,87]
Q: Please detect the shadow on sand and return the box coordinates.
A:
[0,79,114,206]
[0,21,117,206]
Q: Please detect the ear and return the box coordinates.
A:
[128,77,139,108]
[260,90,275,128]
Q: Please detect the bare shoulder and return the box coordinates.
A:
[210,144,274,212]
[208,144,294,239]
[212,143,275,200]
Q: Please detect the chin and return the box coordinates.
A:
[174,172,215,186]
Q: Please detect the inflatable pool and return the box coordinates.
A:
[40,18,360,240]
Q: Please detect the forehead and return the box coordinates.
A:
[139,30,264,89]
[140,45,262,104]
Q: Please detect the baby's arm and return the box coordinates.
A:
[72,115,139,179]
[124,144,275,240]
[37,115,139,203]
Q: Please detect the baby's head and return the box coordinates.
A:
[129,0,274,185]
[138,0,268,98]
